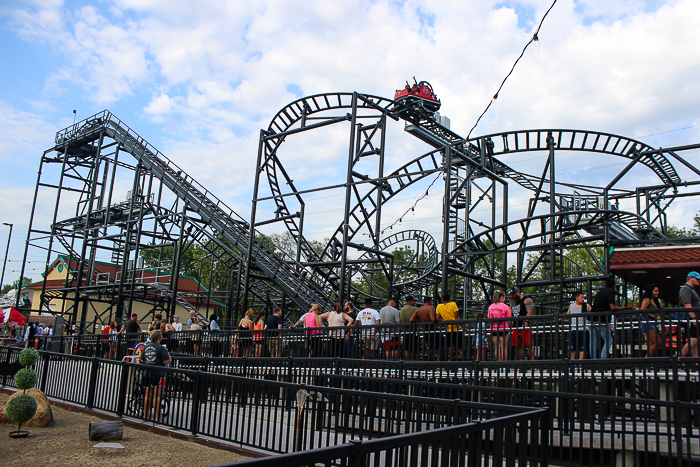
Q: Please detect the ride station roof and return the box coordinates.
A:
[610,244,700,303]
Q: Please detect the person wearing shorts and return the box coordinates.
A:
[509,287,535,361]
[379,299,401,360]
[400,296,419,360]
[139,331,171,422]
[410,297,439,361]
[488,291,511,361]
[436,293,464,361]
[567,291,590,359]
[358,298,380,359]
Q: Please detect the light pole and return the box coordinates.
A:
[0,223,12,293]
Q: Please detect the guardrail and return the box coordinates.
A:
[30,308,700,363]
[212,410,549,467]
[169,354,700,466]
[0,346,548,465]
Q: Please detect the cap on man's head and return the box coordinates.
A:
[688,271,700,279]
[364,297,373,305]
[509,286,521,295]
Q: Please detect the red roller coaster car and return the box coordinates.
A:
[394,78,441,113]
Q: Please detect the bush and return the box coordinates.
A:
[19,348,39,368]
[5,394,37,425]
[14,368,38,391]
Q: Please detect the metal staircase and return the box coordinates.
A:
[54,112,331,312]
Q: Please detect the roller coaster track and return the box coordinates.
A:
[451,209,664,260]
[261,92,682,296]
[48,93,683,309]
[54,111,332,311]
[469,129,681,186]
[355,229,439,294]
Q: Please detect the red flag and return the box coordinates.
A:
[8,306,27,326]
[0,308,5,323]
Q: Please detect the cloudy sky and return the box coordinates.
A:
[1,0,699,282]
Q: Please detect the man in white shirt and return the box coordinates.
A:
[171,315,183,332]
[358,298,380,359]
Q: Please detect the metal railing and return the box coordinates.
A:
[32,308,700,364]
[0,346,547,465]
[213,410,549,467]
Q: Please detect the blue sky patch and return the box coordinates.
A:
[286,83,303,98]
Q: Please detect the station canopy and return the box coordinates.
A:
[610,244,700,304]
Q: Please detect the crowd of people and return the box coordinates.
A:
[22,321,54,349]
[92,271,700,364]
[227,273,699,362]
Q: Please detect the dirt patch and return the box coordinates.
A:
[0,393,252,466]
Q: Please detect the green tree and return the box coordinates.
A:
[667,225,698,238]
[268,231,327,259]
[667,211,700,238]
[140,244,202,279]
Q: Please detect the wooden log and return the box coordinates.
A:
[89,420,123,441]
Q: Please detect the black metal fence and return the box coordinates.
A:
[0,345,548,465]
[3,342,698,465]
[27,308,700,364]
[212,410,549,467]
[167,355,700,466]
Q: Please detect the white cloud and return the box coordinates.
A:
[0,101,57,163]
[3,0,700,256]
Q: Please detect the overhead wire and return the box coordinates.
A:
[466,0,558,140]
[380,173,442,235]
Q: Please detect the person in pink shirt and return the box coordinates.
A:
[305,304,323,357]
[488,290,511,361]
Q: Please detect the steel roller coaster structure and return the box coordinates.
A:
[17,91,700,331]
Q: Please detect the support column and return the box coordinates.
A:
[547,132,556,284]
[116,163,141,326]
[242,130,266,312]
[441,146,452,295]
[338,92,358,306]
[77,132,106,333]
[169,206,187,315]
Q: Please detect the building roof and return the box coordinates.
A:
[609,244,700,304]
[610,245,700,268]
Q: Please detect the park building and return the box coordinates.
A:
[23,255,223,334]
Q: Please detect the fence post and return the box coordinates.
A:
[86,356,99,409]
[540,408,551,467]
[561,358,570,435]
[672,357,684,467]
[39,350,51,393]
[190,370,203,436]
[116,332,123,360]
[348,439,364,467]
[116,358,129,417]
[1,347,12,387]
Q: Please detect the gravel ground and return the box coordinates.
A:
[0,393,251,467]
